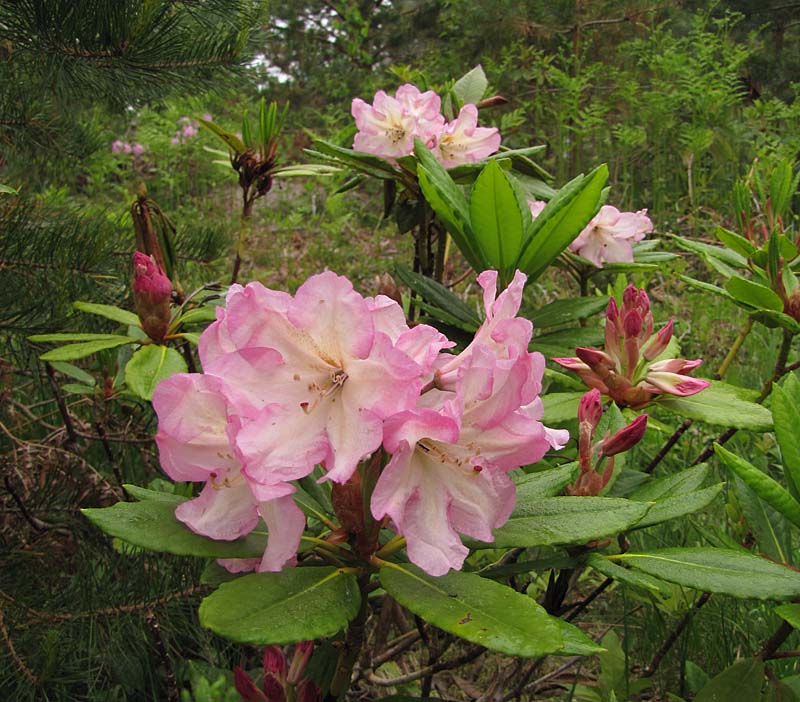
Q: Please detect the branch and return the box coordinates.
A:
[367,645,484,687]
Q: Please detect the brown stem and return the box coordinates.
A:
[146,609,179,702]
[645,419,692,474]
[45,363,78,448]
[327,575,370,700]
[367,645,484,687]
[642,592,711,677]
[758,621,795,660]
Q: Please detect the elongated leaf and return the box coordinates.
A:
[553,619,605,655]
[309,140,400,179]
[49,361,95,386]
[715,226,756,258]
[198,117,247,155]
[393,265,480,329]
[199,567,360,645]
[586,553,671,596]
[516,164,608,282]
[617,548,800,598]
[773,377,800,501]
[775,603,800,630]
[694,659,764,702]
[379,563,563,657]
[680,275,737,302]
[515,462,579,500]
[534,327,604,361]
[73,302,140,326]
[487,497,650,548]
[715,443,800,528]
[527,296,609,330]
[630,464,710,502]
[82,491,268,558]
[735,477,792,564]
[452,65,488,106]
[469,160,526,280]
[38,335,137,361]
[125,345,188,401]
[656,381,773,431]
[30,332,133,343]
[631,485,723,529]
[176,306,220,325]
[725,276,784,311]
[673,236,747,273]
[542,392,582,424]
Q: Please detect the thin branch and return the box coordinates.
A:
[0,608,38,686]
[642,592,711,677]
[367,645,484,687]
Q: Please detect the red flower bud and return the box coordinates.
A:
[643,319,673,361]
[295,680,322,702]
[601,415,648,456]
[623,309,643,339]
[287,641,314,684]
[575,347,614,372]
[263,673,287,702]
[578,389,603,430]
[263,646,287,680]
[132,252,171,342]
[234,667,268,702]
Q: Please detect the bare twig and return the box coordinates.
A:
[642,592,711,677]
[0,608,38,686]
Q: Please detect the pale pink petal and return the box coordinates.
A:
[447,466,516,541]
[645,372,710,397]
[528,200,547,219]
[648,358,703,374]
[175,475,259,540]
[436,104,501,168]
[322,399,384,483]
[257,496,306,572]
[403,488,468,576]
[217,558,260,573]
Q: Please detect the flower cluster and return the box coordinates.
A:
[111,140,146,157]
[171,115,209,145]
[568,389,647,496]
[351,84,501,168]
[153,271,566,576]
[553,285,709,409]
[528,202,653,268]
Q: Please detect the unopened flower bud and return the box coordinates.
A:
[578,389,603,430]
[287,641,314,684]
[133,252,171,342]
[234,667,268,702]
[575,347,614,372]
[622,284,639,311]
[263,674,286,702]
[643,319,673,361]
[295,679,322,702]
[623,309,643,339]
[601,415,648,457]
[263,646,287,680]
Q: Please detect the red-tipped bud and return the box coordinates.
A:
[287,641,314,684]
[643,319,674,361]
[622,285,639,311]
[133,252,171,342]
[575,347,615,372]
[263,646,287,680]
[637,289,650,315]
[623,309,643,339]
[578,389,603,430]
[601,415,648,457]
[606,296,619,324]
[263,674,287,702]
[234,667,268,702]
[295,680,322,702]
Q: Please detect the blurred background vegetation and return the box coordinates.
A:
[3,1,800,699]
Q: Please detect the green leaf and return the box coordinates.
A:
[516,164,608,283]
[82,490,268,559]
[527,296,609,330]
[199,567,361,645]
[515,462,579,499]
[631,485,723,529]
[198,117,247,156]
[734,476,792,564]
[469,160,527,281]
[176,306,220,325]
[451,65,488,106]
[534,327,604,360]
[586,554,671,596]
[775,603,800,630]
[125,345,188,401]
[378,563,563,657]
[553,619,605,656]
[725,276,784,312]
[414,139,485,271]
[49,361,96,386]
[673,236,747,276]
[630,464,710,502]
[694,658,764,702]
[542,392,583,424]
[38,335,137,361]
[715,443,800,529]
[73,301,140,326]
[679,275,737,302]
[272,164,341,177]
[486,497,650,548]
[616,548,800,598]
[309,140,400,180]
[0,183,19,194]
[62,383,95,394]
[655,381,773,431]
[393,265,480,329]
[773,377,800,501]
[715,226,756,259]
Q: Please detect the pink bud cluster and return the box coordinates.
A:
[111,140,146,157]
[153,270,567,576]
[234,643,319,702]
[528,201,653,268]
[171,115,207,145]
[132,252,172,342]
[351,84,501,168]
[569,389,647,496]
[553,285,709,409]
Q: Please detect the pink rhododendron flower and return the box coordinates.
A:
[528,199,547,219]
[352,89,420,159]
[435,104,501,168]
[568,205,653,268]
[553,285,709,409]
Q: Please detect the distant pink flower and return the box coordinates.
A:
[182,124,198,139]
[122,142,133,154]
[435,104,501,168]
[131,143,146,156]
[569,205,653,268]
[528,200,547,219]
[553,285,709,409]
[202,113,213,122]
[111,139,125,154]
[170,136,180,145]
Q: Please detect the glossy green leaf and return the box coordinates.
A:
[469,160,526,280]
[515,462,579,500]
[553,619,605,656]
[49,361,95,386]
[487,497,650,548]
[37,335,138,361]
[542,392,582,424]
[630,465,710,502]
[125,344,188,401]
[715,226,756,259]
[715,443,800,528]
[177,306,220,325]
[533,327,604,359]
[617,548,800,598]
[631,485,723,529]
[775,603,800,630]
[725,276,784,312]
[516,164,608,282]
[198,117,247,155]
[82,488,268,558]
[451,65,488,106]
[527,296,609,330]
[199,567,360,645]
[734,476,792,564]
[679,275,736,302]
[379,563,563,657]
[308,140,400,180]
[656,381,773,431]
[73,301,140,326]
[586,554,671,596]
[773,377,800,501]
[673,236,747,275]
[694,658,764,702]
[393,264,480,330]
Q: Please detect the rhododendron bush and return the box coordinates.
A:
[29,66,800,700]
